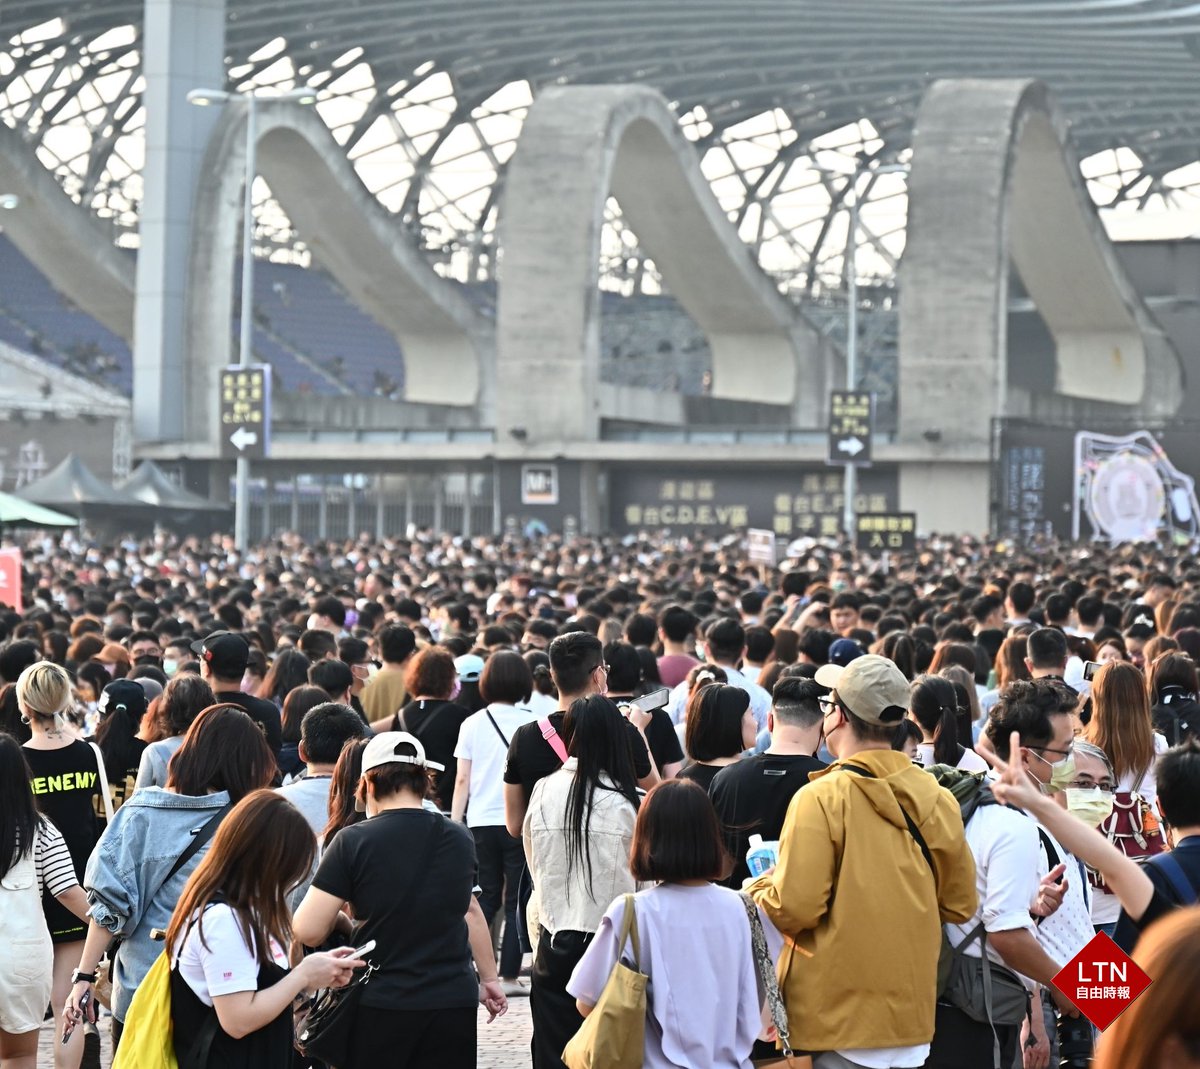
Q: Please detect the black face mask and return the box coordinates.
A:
[133,654,163,669]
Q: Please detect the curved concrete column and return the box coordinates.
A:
[185,100,490,445]
[497,85,825,442]
[899,79,1182,447]
[0,124,135,339]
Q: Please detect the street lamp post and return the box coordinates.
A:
[819,163,909,540]
[187,86,315,553]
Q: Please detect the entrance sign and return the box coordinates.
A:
[1050,932,1152,1031]
[855,513,917,552]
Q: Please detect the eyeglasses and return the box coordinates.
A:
[1037,744,1074,759]
[1066,781,1114,794]
[592,663,610,676]
[818,696,839,717]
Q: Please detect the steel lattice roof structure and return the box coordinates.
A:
[5,0,1200,299]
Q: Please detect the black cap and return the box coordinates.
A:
[99,679,148,722]
[190,630,250,678]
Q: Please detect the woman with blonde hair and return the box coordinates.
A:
[19,661,103,1069]
[1086,660,1168,935]
[1092,906,1200,1069]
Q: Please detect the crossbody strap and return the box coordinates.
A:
[88,742,115,825]
[539,717,568,763]
[615,893,641,971]
[1153,852,1200,907]
[739,891,794,1059]
[484,709,510,748]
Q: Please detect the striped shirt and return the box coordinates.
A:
[33,819,79,899]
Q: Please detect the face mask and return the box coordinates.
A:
[163,658,178,677]
[1029,748,1076,794]
[1065,788,1114,829]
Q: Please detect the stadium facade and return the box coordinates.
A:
[3,1,1200,539]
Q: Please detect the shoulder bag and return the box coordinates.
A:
[561,894,647,1069]
[295,814,446,1065]
[89,742,115,825]
[740,893,812,1069]
[515,719,569,955]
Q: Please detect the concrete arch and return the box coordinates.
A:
[496,85,828,442]
[185,99,491,445]
[0,124,135,340]
[898,78,1183,446]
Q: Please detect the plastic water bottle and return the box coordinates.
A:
[745,834,779,877]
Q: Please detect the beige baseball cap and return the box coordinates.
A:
[815,654,910,725]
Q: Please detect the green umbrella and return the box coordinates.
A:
[0,490,78,527]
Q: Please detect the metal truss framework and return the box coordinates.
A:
[5,1,1200,306]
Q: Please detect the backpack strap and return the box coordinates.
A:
[539,717,568,763]
[1152,852,1199,907]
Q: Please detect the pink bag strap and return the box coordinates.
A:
[539,718,568,764]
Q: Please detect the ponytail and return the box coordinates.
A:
[909,674,962,767]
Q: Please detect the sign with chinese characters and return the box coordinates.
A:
[609,468,898,533]
[828,391,874,466]
[521,464,559,505]
[746,529,776,566]
[219,364,271,460]
[1050,932,1152,1031]
[855,512,917,552]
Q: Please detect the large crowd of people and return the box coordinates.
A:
[1,526,1199,1069]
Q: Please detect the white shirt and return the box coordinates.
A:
[947,804,1041,969]
[454,703,539,827]
[174,903,288,1006]
[520,691,558,719]
[916,744,991,773]
[667,664,771,731]
[1027,823,1091,968]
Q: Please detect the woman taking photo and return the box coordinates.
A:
[568,779,779,1069]
[63,704,275,1048]
[908,675,989,771]
[293,732,508,1069]
[1085,660,1169,936]
[1,734,90,1069]
[524,695,642,1069]
[163,791,363,1069]
[19,662,103,1069]
[135,675,216,789]
[679,683,756,791]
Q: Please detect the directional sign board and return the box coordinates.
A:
[828,390,874,466]
[856,512,918,553]
[219,364,271,461]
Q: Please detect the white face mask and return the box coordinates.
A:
[1064,788,1114,829]
[163,658,178,678]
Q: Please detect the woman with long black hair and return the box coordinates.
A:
[0,734,90,1069]
[907,675,989,771]
[91,680,149,823]
[522,694,642,1069]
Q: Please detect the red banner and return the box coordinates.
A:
[0,547,21,613]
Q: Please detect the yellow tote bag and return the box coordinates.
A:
[112,952,177,1069]
[562,894,647,1069]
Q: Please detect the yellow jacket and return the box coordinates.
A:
[748,748,978,1053]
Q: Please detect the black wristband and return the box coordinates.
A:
[72,970,98,985]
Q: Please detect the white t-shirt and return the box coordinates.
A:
[174,904,288,1006]
[916,744,991,773]
[1091,731,1169,926]
[1027,823,1091,968]
[520,691,558,719]
[454,703,539,827]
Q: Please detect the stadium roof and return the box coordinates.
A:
[5,0,1200,295]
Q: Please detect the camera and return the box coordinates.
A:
[1057,1011,1093,1068]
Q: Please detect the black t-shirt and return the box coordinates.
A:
[1151,697,1200,748]
[1113,837,1200,952]
[85,735,148,827]
[607,695,685,775]
[677,761,724,793]
[24,740,102,883]
[391,699,472,811]
[709,752,827,888]
[311,808,478,1010]
[213,690,283,760]
[503,709,653,802]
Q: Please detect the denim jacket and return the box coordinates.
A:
[83,787,231,1022]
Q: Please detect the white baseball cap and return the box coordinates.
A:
[361,731,445,775]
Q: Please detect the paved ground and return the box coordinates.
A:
[38,997,534,1068]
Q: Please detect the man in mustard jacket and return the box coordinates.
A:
[748,655,978,1069]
